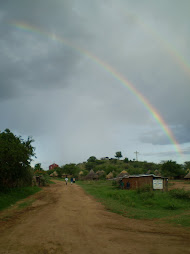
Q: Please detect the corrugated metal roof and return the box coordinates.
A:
[122,174,154,178]
[122,174,166,179]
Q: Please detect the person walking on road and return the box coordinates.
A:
[65,176,68,185]
[70,177,73,185]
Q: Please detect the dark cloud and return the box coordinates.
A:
[142,146,190,158]
[140,125,190,145]
[0,0,190,167]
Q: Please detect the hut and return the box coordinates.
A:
[154,170,161,176]
[84,169,98,180]
[106,172,114,179]
[78,171,84,179]
[50,171,58,177]
[121,174,168,191]
[117,170,129,179]
[184,172,190,180]
[96,170,105,177]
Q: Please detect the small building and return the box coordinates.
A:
[184,172,190,180]
[50,171,58,177]
[84,169,98,180]
[96,170,105,177]
[49,163,59,170]
[117,170,129,179]
[106,172,114,179]
[121,174,168,191]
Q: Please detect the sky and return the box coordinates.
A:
[0,0,190,169]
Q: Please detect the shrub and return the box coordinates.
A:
[112,180,117,186]
[139,191,154,200]
[163,202,179,210]
[169,189,190,200]
[136,184,152,194]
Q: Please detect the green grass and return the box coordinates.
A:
[17,199,35,209]
[53,177,65,181]
[45,177,56,184]
[77,180,190,227]
[0,186,41,211]
[166,214,190,227]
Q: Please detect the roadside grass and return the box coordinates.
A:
[45,177,56,184]
[77,180,190,227]
[0,186,41,211]
[166,214,190,227]
[51,177,65,182]
[17,198,35,209]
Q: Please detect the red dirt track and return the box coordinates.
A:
[0,181,189,254]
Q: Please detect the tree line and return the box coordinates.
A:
[0,129,189,191]
[47,154,189,180]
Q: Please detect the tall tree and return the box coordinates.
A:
[87,156,97,163]
[115,151,122,160]
[34,163,43,171]
[0,129,35,188]
[161,160,185,178]
[184,161,190,171]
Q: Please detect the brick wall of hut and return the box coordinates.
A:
[122,176,153,190]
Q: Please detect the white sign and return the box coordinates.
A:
[153,179,163,190]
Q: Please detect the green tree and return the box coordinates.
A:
[34,163,43,171]
[56,167,63,178]
[123,157,129,163]
[85,162,96,171]
[115,151,122,160]
[0,129,35,188]
[62,164,80,177]
[87,156,97,163]
[161,160,185,179]
[184,161,190,170]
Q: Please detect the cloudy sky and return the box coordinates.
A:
[0,0,190,169]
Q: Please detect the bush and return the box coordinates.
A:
[163,202,179,210]
[139,191,154,200]
[136,184,152,194]
[112,180,117,186]
[169,189,190,200]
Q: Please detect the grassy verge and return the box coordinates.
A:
[51,177,65,181]
[17,198,35,209]
[77,180,190,227]
[45,177,56,184]
[0,186,41,211]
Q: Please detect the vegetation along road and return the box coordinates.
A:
[0,180,190,254]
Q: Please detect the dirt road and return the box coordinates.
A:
[0,181,189,254]
[169,181,190,191]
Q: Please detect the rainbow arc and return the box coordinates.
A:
[11,21,183,156]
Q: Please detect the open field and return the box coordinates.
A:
[0,180,190,254]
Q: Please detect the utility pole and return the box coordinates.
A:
[134,151,139,161]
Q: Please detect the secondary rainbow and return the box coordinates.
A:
[123,9,190,79]
[11,21,183,155]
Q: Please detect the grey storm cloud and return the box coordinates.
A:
[0,0,190,167]
[142,146,190,158]
[140,125,190,146]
